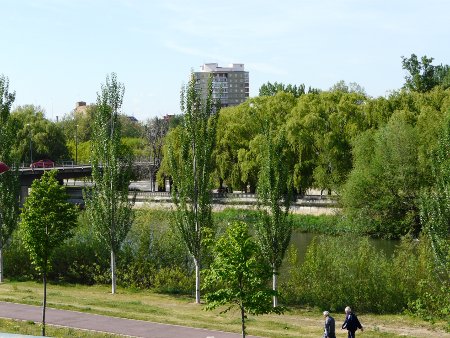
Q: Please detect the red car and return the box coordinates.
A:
[30,159,55,168]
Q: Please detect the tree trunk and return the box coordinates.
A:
[272,265,278,307]
[42,270,47,336]
[111,249,116,294]
[194,257,200,304]
[0,240,3,283]
[241,306,246,338]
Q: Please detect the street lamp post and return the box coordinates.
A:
[75,124,78,165]
[26,124,33,165]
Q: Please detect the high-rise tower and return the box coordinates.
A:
[194,63,249,107]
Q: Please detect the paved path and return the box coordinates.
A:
[0,302,255,338]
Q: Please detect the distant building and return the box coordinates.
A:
[126,115,138,123]
[75,101,88,114]
[194,63,249,107]
[163,114,175,122]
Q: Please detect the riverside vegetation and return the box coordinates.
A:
[3,209,449,334]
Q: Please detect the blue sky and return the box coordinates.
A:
[1,0,449,121]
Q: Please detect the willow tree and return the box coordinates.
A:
[0,75,19,283]
[255,123,294,307]
[168,73,219,303]
[84,73,134,294]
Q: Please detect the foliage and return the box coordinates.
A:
[167,72,219,303]
[84,73,134,294]
[58,106,94,144]
[143,116,169,189]
[213,103,257,191]
[259,81,306,98]
[66,140,91,164]
[285,90,368,193]
[341,112,421,238]
[19,170,77,335]
[255,122,294,306]
[20,170,78,271]
[329,80,366,95]
[204,221,282,337]
[11,105,69,163]
[419,111,450,282]
[282,234,448,319]
[117,209,192,291]
[119,115,144,138]
[401,54,450,92]
[0,75,20,282]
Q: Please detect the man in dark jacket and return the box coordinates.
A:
[323,311,336,338]
[342,306,363,338]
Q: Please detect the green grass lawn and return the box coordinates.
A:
[0,281,447,338]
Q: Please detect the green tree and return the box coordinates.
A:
[204,221,281,338]
[144,116,169,191]
[214,103,258,191]
[20,170,77,336]
[420,111,450,281]
[0,75,20,283]
[341,111,421,238]
[11,105,69,163]
[84,73,134,294]
[259,81,306,98]
[400,54,450,92]
[255,123,294,307]
[167,72,219,303]
[286,90,367,193]
[329,80,366,95]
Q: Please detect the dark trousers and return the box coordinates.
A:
[347,331,356,338]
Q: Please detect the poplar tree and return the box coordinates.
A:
[255,123,294,307]
[168,73,219,303]
[20,170,77,336]
[0,75,19,283]
[84,73,133,294]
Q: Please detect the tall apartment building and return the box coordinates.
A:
[195,63,249,107]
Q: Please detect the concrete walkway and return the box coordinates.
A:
[0,302,255,338]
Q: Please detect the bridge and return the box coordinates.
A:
[16,164,338,215]
[17,162,158,205]
[17,164,93,205]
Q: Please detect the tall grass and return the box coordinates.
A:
[281,235,449,320]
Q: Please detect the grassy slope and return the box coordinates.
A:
[0,281,447,338]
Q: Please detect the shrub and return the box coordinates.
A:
[153,267,194,294]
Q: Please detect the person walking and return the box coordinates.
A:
[342,306,363,338]
[322,311,336,338]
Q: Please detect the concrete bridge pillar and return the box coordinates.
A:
[20,185,29,207]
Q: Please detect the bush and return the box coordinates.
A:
[282,236,395,312]
[153,267,194,294]
[3,232,37,281]
[281,234,448,318]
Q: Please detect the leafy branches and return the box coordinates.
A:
[168,72,219,303]
[204,221,282,338]
[85,73,134,294]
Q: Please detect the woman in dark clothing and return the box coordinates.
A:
[342,306,363,338]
